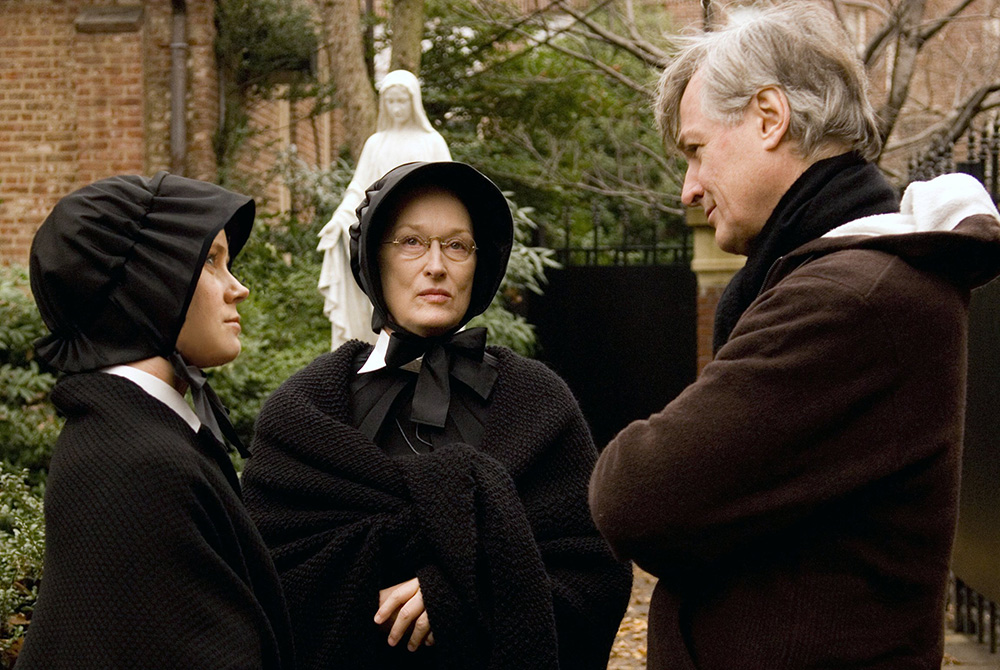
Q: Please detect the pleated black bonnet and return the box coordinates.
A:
[30,171,255,372]
[350,161,514,335]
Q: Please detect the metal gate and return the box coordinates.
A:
[912,114,1000,650]
[526,217,696,449]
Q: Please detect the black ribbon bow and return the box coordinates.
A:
[383,327,498,429]
[169,352,249,457]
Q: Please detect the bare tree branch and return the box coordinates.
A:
[526,30,652,94]
[457,0,998,181]
[884,82,1000,156]
[620,0,651,49]
[874,0,983,147]
[942,81,1000,145]
[552,0,668,66]
[496,124,685,215]
[863,2,905,66]
[429,0,574,77]
[918,0,978,44]
[876,0,928,146]
[468,9,652,96]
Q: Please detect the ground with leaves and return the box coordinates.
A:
[607,566,654,669]
[607,567,1000,669]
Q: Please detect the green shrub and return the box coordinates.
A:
[0,267,61,482]
[468,194,558,356]
[209,212,331,450]
[0,465,45,667]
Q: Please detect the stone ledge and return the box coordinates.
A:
[75,6,143,34]
[943,632,1000,667]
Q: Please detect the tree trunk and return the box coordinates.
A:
[319,0,377,159]
[877,0,927,146]
[389,0,425,75]
[701,0,715,31]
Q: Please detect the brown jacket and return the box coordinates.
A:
[590,209,1000,669]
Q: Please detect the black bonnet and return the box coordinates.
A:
[350,161,514,334]
[30,172,255,372]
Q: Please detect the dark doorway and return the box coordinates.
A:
[953,275,1000,604]
[526,264,697,449]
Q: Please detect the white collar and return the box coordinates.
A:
[357,330,393,374]
[101,365,201,434]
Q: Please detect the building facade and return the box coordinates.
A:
[1,1,220,263]
[0,0,334,266]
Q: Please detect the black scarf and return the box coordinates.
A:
[713,152,899,353]
[381,327,498,429]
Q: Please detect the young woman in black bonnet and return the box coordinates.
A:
[19,173,294,669]
[242,161,632,669]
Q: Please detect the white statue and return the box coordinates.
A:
[317,70,452,349]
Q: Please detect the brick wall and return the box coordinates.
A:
[696,285,722,374]
[0,0,219,266]
[236,95,341,212]
[1,2,83,263]
[73,29,145,185]
[184,1,221,181]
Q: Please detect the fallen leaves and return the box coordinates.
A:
[607,566,654,669]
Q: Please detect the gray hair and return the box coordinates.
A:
[655,1,882,162]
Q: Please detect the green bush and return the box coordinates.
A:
[209,212,331,450]
[0,465,45,667]
[0,267,61,483]
[468,193,558,356]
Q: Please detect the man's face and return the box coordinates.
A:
[677,71,781,256]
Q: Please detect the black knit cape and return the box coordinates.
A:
[17,373,294,670]
[242,341,632,670]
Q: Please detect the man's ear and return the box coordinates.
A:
[751,86,791,151]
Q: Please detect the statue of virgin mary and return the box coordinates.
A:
[317,70,452,349]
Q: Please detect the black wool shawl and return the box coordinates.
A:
[242,341,632,670]
[17,373,294,670]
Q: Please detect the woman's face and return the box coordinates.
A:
[175,230,250,368]
[378,188,477,337]
[383,86,413,128]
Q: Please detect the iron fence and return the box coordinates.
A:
[912,112,1000,654]
[908,114,1000,203]
[554,203,692,267]
[955,578,998,653]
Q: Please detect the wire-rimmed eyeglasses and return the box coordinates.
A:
[383,234,477,262]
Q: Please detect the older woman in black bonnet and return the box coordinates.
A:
[242,161,631,669]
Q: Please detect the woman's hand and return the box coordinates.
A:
[375,577,435,651]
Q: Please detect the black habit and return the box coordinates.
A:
[242,341,632,670]
[16,373,294,670]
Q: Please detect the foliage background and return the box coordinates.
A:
[0,268,60,487]
[0,466,44,667]
[418,0,687,252]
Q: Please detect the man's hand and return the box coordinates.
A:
[375,577,435,651]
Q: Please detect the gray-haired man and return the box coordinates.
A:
[590,3,1000,668]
